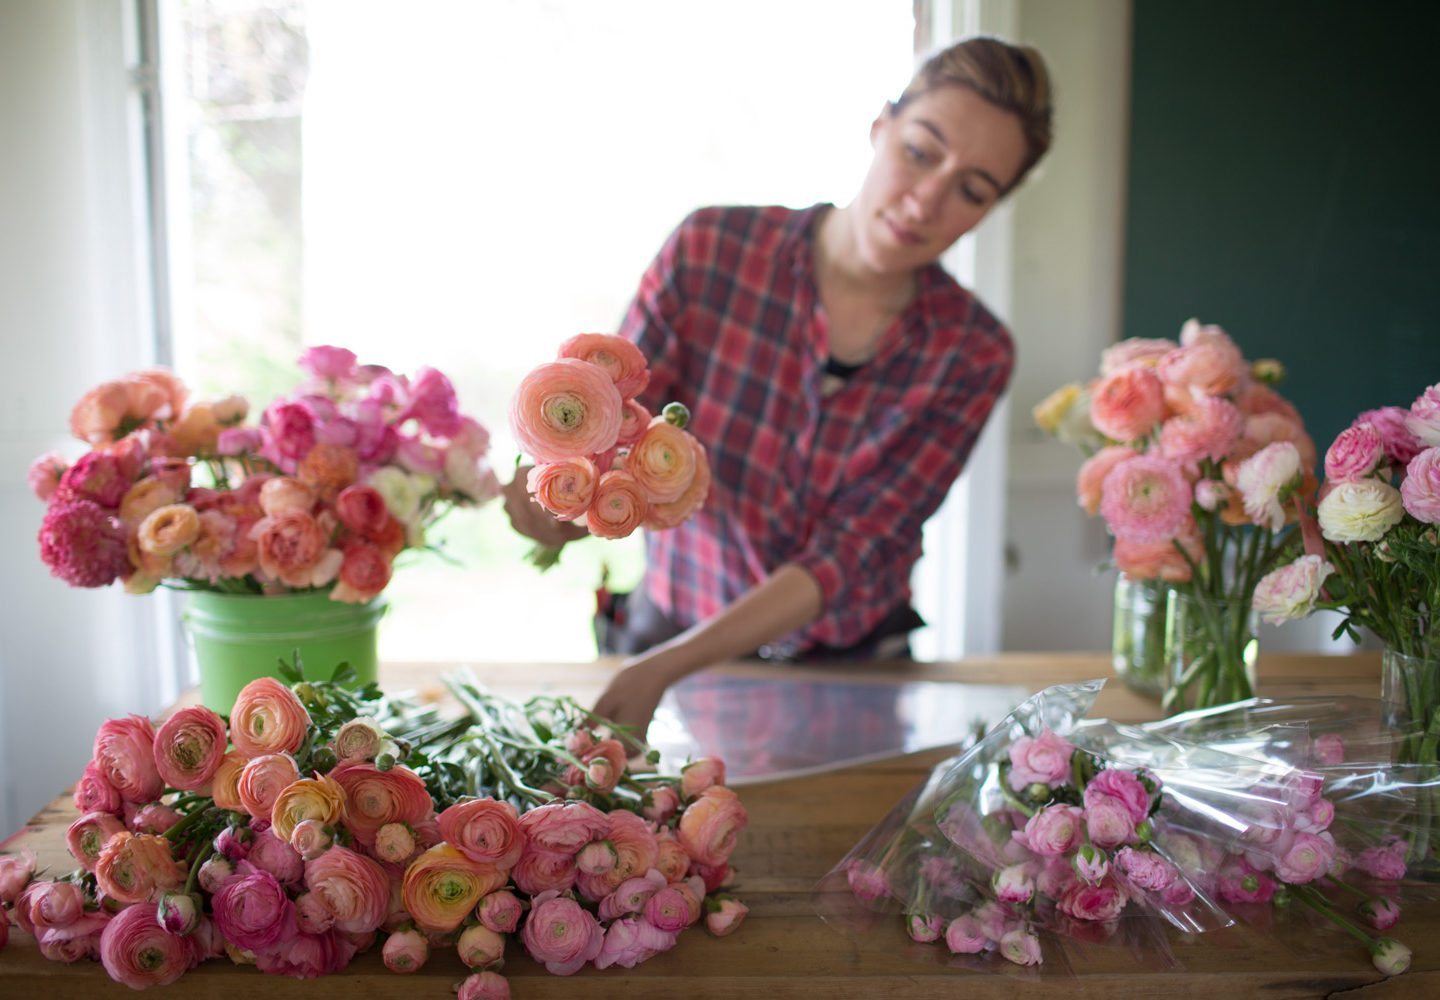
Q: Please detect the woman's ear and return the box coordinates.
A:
[870,101,895,146]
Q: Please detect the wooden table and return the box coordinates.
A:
[3,652,1434,998]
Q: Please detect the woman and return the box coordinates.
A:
[504,36,1054,736]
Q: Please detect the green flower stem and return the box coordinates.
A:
[182,842,215,897]
[1292,884,1376,950]
[161,805,215,844]
[997,771,1037,819]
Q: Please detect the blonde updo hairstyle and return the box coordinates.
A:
[894,36,1054,192]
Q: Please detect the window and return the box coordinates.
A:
[162,0,916,661]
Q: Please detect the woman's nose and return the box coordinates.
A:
[902,175,946,223]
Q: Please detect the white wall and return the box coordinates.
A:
[0,0,164,839]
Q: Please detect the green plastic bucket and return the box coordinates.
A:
[183,591,387,711]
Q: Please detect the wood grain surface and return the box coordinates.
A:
[2,652,1434,998]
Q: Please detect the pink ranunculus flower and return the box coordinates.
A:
[212,863,297,952]
[1057,875,1128,922]
[616,399,652,447]
[151,705,228,791]
[252,508,331,587]
[700,895,748,938]
[627,419,699,504]
[1194,478,1230,512]
[1314,733,1346,766]
[1356,406,1424,465]
[577,839,618,876]
[374,821,417,864]
[521,889,605,975]
[457,923,506,970]
[513,847,579,896]
[1114,847,1178,892]
[642,885,692,933]
[580,738,627,793]
[156,891,202,935]
[21,880,86,931]
[73,761,122,816]
[92,715,163,805]
[246,828,305,886]
[654,830,690,884]
[54,450,132,508]
[1100,337,1177,375]
[397,366,463,437]
[519,799,609,854]
[295,891,335,934]
[593,914,676,970]
[129,802,181,834]
[644,786,682,825]
[439,797,525,869]
[1036,855,1078,898]
[1089,365,1167,442]
[196,855,235,894]
[1400,447,1440,524]
[1252,555,1334,625]
[1157,326,1247,406]
[99,902,191,989]
[36,910,110,963]
[1274,832,1335,884]
[477,889,525,934]
[290,818,334,860]
[680,757,726,799]
[1006,728,1075,792]
[992,863,1035,903]
[1236,441,1302,530]
[236,753,301,821]
[1406,383,1440,447]
[1085,798,1138,850]
[299,344,358,382]
[1072,844,1110,885]
[1114,525,1203,583]
[305,845,390,933]
[1318,479,1405,543]
[678,785,748,868]
[999,926,1043,966]
[577,812,660,901]
[37,499,131,588]
[510,357,624,463]
[27,451,69,501]
[254,928,358,979]
[458,970,512,1000]
[382,925,429,972]
[845,858,890,904]
[331,762,434,847]
[642,435,711,531]
[1325,423,1386,483]
[527,458,599,521]
[907,912,943,943]
[1217,856,1277,903]
[1158,396,1243,466]
[66,811,127,871]
[258,476,317,517]
[1084,769,1153,826]
[1076,446,1137,516]
[1100,454,1193,543]
[558,333,651,400]
[1015,804,1084,856]
[944,914,990,954]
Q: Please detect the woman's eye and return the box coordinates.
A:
[904,144,931,164]
[960,185,987,206]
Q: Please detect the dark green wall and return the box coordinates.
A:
[1123,0,1440,454]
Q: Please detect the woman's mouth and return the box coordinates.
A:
[884,216,924,247]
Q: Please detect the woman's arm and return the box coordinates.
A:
[592,563,823,737]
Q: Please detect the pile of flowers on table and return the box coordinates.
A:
[1033,319,1314,710]
[30,346,499,602]
[0,662,749,995]
[817,682,1421,977]
[510,333,709,567]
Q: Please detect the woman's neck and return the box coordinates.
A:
[813,206,916,312]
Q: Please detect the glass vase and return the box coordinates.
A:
[1380,646,1440,876]
[1111,574,1170,698]
[1162,588,1259,714]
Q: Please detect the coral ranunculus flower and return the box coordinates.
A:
[528,458,599,521]
[1089,365,1167,443]
[231,677,311,757]
[331,762,433,846]
[509,358,624,463]
[271,775,348,844]
[152,705,228,791]
[558,332,651,401]
[627,419,698,504]
[401,844,508,933]
[643,437,710,530]
[586,469,649,539]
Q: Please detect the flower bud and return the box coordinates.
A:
[382,926,429,973]
[476,890,524,934]
[1272,887,1292,908]
[1025,782,1051,801]
[214,825,253,861]
[906,912,943,943]
[156,892,202,935]
[1072,844,1110,885]
[1359,897,1401,931]
[292,682,320,707]
[577,839,618,876]
[457,923,506,970]
[1135,820,1154,843]
[1371,937,1411,976]
[704,894,748,937]
[309,746,338,773]
[662,402,690,428]
[290,819,333,860]
[197,855,235,894]
[992,863,1035,904]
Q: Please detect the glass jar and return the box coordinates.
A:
[1111,574,1170,698]
[1163,588,1259,714]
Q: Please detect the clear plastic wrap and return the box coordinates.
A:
[816,681,1426,976]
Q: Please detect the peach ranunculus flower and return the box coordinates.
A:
[677,785,749,868]
[230,677,311,757]
[518,800,610,853]
[616,399,653,447]
[1089,366,1167,443]
[558,332,651,401]
[509,358,624,463]
[118,476,184,530]
[627,419,699,504]
[1099,337,1177,376]
[259,476,318,516]
[1157,396,1244,467]
[66,811,128,872]
[237,753,302,820]
[331,762,434,847]
[643,437,711,531]
[1075,446,1137,517]
[575,811,660,901]
[304,845,390,933]
[69,372,185,446]
[94,832,184,904]
[210,750,248,812]
[271,775,348,844]
[586,469,649,539]
[330,540,393,604]
[151,705,229,791]
[437,798,525,869]
[92,715,164,804]
[251,509,333,587]
[298,442,361,501]
[528,458,599,521]
[135,503,200,557]
[333,716,386,763]
[171,509,240,583]
[401,844,508,933]
[1113,524,1203,583]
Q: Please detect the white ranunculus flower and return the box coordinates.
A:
[1317,480,1405,543]
[366,466,422,522]
[1252,555,1335,625]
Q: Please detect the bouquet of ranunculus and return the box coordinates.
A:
[1250,383,1440,868]
[0,659,749,992]
[29,346,499,602]
[509,333,709,568]
[817,683,1419,976]
[1033,319,1314,711]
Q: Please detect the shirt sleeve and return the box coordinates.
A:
[790,326,1015,649]
[617,212,701,416]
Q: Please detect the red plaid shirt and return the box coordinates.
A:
[623,204,1014,651]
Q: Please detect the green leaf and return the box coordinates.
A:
[331,662,358,685]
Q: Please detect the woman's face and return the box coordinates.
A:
[852,85,1029,274]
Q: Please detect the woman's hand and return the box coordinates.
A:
[593,657,676,745]
[502,466,590,547]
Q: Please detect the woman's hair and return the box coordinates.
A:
[895,36,1054,191]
